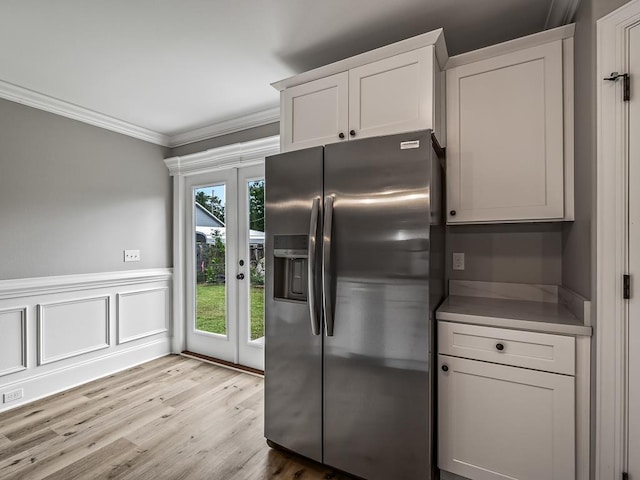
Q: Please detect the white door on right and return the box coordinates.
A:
[627,19,640,479]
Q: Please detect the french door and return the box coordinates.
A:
[185,165,265,371]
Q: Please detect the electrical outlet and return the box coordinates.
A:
[124,249,140,262]
[3,388,23,403]
[452,252,465,271]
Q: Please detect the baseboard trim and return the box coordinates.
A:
[0,338,171,413]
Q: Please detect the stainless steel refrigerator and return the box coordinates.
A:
[264,130,444,480]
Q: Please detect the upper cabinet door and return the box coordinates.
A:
[281,72,349,152]
[446,41,565,223]
[349,47,434,140]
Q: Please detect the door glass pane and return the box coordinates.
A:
[248,179,265,342]
[194,184,227,336]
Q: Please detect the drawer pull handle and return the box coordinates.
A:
[496,343,505,351]
[441,364,449,372]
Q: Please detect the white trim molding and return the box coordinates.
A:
[168,107,280,148]
[0,307,28,377]
[0,268,173,300]
[0,78,280,148]
[596,1,640,478]
[116,287,170,345]
[0,79,170,146]
[164,135,280,177]
[0,268,173,412]
[37,296,111,366]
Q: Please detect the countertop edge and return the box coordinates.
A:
[436,311,593,337]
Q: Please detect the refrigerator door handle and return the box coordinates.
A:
[307,197,321,336]
[323,195,335,336]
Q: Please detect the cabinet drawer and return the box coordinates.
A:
[438,321,574,375]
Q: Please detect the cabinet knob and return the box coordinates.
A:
[350,129,356,137]
[450,210,457,216]
[496,343,505,351]
[441,364,449,372]
[338,132,345,139]
[236,273,245,280]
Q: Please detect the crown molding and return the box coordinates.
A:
[167,106,280,148]
[0,79,170,146]
[164,135,280,176]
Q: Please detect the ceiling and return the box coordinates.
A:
[0,0,579,147]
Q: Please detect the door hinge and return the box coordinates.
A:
[624,274,631,299]
[604,72,630,101]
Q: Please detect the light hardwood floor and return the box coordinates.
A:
[0,355,353,480]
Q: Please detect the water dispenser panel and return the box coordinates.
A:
[273,234,308,302]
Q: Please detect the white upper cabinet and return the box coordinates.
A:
[273,30,448,153]
[348,47,435,140]
[282,72,349,151]
[446,25,575,224]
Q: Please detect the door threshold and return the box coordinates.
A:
[181,351,264,377]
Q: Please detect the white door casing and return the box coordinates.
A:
[627,17,640,480]
[163,136,280,364]
[597,1,640,478]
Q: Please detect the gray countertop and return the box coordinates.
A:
[436,295,592,336]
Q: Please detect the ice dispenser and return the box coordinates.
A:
[273,234,308,302]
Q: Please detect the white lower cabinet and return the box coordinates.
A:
[438,332,576,479]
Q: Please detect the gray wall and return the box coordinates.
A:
[170,122,280,157]
[447,224,563,285]
[562,0,596,300]
[0,98,172,280]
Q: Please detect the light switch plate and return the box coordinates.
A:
[124,249,140,262]
[452,252,465,271]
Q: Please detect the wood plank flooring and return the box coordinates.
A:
[0,355,353,480]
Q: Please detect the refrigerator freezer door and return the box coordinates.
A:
[264,147,324,462]
[323,131,435,479]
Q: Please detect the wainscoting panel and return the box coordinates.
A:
[117,287,169,344]
[0,308,27,377]
[38,296,110,365]
[0,268,172,412]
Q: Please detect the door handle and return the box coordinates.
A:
[236,273,245,280]
[323,195,335,337]
[308,197,321,336]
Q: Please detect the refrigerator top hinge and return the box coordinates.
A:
[604,72,630,101]
[624,274,631,300]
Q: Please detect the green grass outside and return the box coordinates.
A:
[196,284,264,340]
